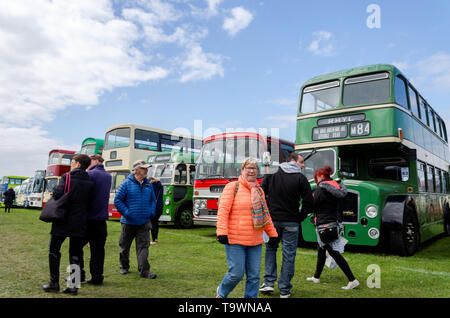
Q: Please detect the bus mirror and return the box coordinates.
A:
[263,152,272,166]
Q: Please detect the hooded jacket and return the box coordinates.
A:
[3,188,16,203]
[114,173,156,226]
[313,178,348,226]
[87,164,112,221]
[260,162,314,223]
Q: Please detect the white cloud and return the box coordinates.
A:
[0,0,228,177]
[223,6,254,37]
[190,0,224,19]
[307,31,336,56]
[180,45,225,82]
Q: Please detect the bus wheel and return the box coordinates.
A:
[389,205,420,256]
[175,206,194,229]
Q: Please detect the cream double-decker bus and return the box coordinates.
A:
[103,123,202,219]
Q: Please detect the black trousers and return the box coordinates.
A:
[4,201,12,213]
[314,244,355,282]
[81,220,107,282]
[150,215,161,241]
[48,235,85,283]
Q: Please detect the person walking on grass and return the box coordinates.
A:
[259,152,314,298]
[3,188,15,213]
[216,158,278,298]
[42,154,94,296]
[114,160,157,279]
[306,165,359,290]
[148,177,163,245]
[79,154,112,286]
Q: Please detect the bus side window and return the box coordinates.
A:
[435,168,442,193]
[394,76,409,110]
[188,165,195,185]
[442,171,449,194]
[417,162,426,192]
[427,165,435,193]
[408,85,419,119]
[175,164,187,185]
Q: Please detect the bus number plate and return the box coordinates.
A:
[349,121,370,137]
[312,124,347,141]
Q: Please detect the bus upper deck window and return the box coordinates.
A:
[394,76,408,109]
[343,72,390,106]
[301,80,340,114]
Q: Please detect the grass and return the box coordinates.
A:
[0,208,449,298]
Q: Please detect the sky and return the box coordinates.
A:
[1,0,450,178]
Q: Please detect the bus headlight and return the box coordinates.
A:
[368,228,379,239]
[193,208,199,217]
[165,197,170,206]
[166,209,170,215]
[365,205,378,218]
[194,200,200,209]
[200,200,207,209]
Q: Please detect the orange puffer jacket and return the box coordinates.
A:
[216,175,278,246]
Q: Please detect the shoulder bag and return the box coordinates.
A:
[39,173,72,223]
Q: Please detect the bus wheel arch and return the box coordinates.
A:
[382,195,420,256]
[174,202,194,229]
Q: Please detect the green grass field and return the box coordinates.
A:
[0,209,449,298]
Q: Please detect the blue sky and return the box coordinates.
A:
[1,0,450,177]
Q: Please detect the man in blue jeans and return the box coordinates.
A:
[260,152,314,298]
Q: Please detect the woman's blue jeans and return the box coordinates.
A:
[218,244,263,298]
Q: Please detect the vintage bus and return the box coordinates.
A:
[105,123,202,219]
[43,149,76,206]
[296,64,450,256]
[79,137,104,156]
[0,176,28,205]
[147,152,198,228]
[15,177,31,207]
[28,170,46,208]
[193,132,294,226]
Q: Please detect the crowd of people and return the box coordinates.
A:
[216,153,359,298]
[39,152,358,297]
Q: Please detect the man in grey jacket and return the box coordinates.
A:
[259,152,314,298]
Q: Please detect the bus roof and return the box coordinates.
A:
[203,132,293,146]
[1,176,28,180]
[302,64,403,88]
[105,123,203,141]
[82,137,104,146]
[48,149,76,156]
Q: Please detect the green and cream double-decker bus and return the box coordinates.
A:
[147,152,198,228]
[104,123,202,219]
[297,64,450,256]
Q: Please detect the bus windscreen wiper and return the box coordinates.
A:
[303,149,317,162]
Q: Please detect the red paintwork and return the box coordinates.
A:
[108,203,121,219]
[46,165,71,177]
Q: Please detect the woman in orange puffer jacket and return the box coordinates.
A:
[216,158,278,298]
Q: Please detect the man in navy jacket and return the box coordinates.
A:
[81,154,112,285]
[114,160,156,279]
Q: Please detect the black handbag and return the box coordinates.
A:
[317,223,339,244]
[39,173,71,223]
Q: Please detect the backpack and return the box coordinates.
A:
[217,181,239,207]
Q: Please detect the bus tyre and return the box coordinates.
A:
[175,205,194,229]
[389,205,420,256]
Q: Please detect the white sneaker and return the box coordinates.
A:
[306,277,320,284]
[216,286,222,298]
[342,279,360,290]
[280,293,291,298]
[259,283,274,293]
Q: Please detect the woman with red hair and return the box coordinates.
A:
[307,166,359,290]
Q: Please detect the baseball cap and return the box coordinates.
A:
[133,160,150,170]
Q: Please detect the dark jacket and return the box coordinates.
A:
[3,188,16,203]
[114,173,156,226]
[51,169,94,237]
[87,164,112,221]
[261,162,314,223]
[151,180,163,218]
[313,178,348,226]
